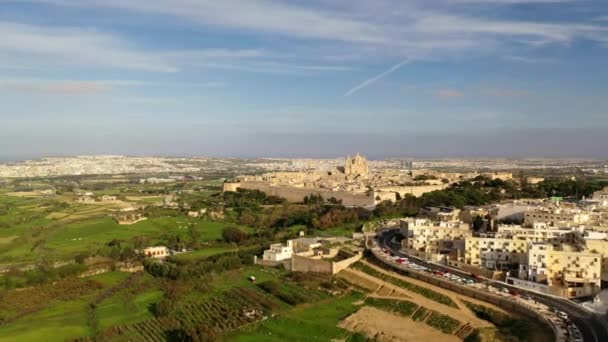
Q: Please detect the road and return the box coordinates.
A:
[375,228,608,342]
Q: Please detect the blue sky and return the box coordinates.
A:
[0,0,607,159]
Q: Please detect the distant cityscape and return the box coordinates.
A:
[1,155,607,178]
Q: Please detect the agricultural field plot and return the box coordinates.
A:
[208,265,288,293]
[0,271,161,342]
[170,246,237,261]
[82,286,283,342]
[227,291,366,342]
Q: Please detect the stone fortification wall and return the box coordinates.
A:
[234,181,375,207]
[291,252,362,274]
[291,254,332,273]
[331,252,363,274]
[377,184,447,197]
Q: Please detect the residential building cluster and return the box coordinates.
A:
[401,188,608,299]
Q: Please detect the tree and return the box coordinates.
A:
[472,215,484,232]
[221,227,248,245]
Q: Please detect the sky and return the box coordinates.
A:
[0,0,607,159]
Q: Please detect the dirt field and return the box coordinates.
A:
[340,306,459,342]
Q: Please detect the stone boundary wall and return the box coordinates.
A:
[370,249,558,341]
[447,260,499,279]
[332,252,363,274]
[506,276,561,296]
[291,254,332,273]
[234,181,375,206]
[290,251,363,274]
[376,184,447,197]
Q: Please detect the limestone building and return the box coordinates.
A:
[344,154,369,180]
[401,218,470,259]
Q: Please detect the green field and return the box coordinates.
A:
[226,291,365,342]
[0,193,250,264]
[0,271,161,342]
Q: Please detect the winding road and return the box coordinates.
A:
[374,228,608,342]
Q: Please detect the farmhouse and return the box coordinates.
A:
[141,246,170,258]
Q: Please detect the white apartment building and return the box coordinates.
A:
[262,243,293,261]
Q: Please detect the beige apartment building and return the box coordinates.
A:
[465,236,528,269]
[585,238,608,282]
[546,245,601,297]
[524,207,590,227]
[495,223,577,243]
[519,242,602,298]
[400,218,470,257]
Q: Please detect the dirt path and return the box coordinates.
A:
[340,306,459,342]
[342,267,492,328]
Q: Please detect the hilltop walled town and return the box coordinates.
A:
[224,154,515,206]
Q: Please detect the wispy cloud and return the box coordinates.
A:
[8,0,608,68]
[30,0,387,44]
[414,15,606,44]
[0,79,226,95]
[436,88,465,99]
[503,55,558,63]
[344,59,409,97]
[446,0,574,3]
[481,87,531,97]
[0,21,176,72]
[0,80,111,95]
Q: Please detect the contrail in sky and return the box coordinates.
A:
[344,59,409,97]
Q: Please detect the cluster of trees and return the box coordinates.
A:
[222,188,286,209]
[223,176,608,236]
[236,201,370,232]
[221,226,249,245]
[527,178,608,198]
[1,262,88,289]
[373,176,605,218]
[144,246,263,280]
